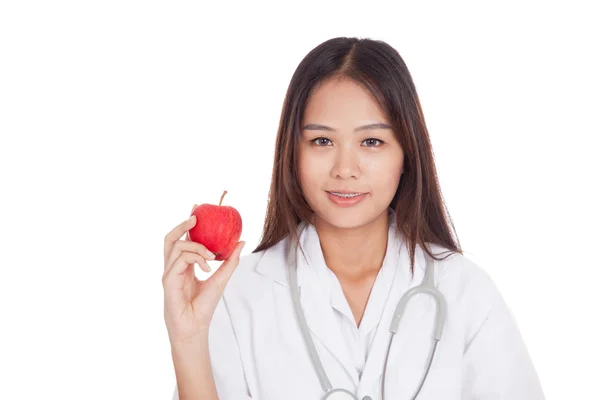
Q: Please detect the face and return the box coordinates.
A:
[298,77,404,230]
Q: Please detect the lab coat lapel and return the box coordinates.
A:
[255,225,359,386]
[295,222,360,386]
[298,265,360,386]
[358,243,429,391]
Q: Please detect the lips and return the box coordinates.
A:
[326,191,368,207]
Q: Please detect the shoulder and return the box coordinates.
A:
[428,244,505,341]
[428,243,499,301]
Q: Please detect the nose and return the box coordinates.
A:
[331,144,361,179]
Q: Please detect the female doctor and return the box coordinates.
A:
[162,37,545,400]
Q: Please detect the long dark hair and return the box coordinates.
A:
[252,36,463,276]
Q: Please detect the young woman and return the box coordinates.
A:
[162,37,545,400]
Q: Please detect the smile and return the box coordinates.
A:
[325,191,369,207]
[329,192,363,198]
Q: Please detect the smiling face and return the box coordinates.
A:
[298,77,405,230]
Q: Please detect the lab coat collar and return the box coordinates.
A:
[255,210,430,389]
[255,233,292,287]
[298,213,403,337]
[292,217,409,386]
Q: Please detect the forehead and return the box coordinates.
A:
[303,78,388,124]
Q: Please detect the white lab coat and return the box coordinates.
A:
[172,221,544,399]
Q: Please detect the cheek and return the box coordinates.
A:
[298,153,322,194]
[364,154,403,190]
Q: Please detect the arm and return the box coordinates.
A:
[171,296,252,400]
[171,331,218,400]
[461,272,545,399]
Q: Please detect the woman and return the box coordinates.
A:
[163,37,545,399]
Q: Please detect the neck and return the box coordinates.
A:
[313,210,389,283]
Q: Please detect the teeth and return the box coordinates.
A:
[331,192,361,198]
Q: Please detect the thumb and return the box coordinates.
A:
[211,241,246,286]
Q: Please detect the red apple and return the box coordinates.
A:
[188,190,242,261]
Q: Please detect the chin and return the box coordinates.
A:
[320,216,365,230]
[314,204,384,231]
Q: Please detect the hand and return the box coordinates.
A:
[162,204,245,346]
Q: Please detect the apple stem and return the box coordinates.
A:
[219,190,227,206]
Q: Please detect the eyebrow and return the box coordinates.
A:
[302,122,392,132]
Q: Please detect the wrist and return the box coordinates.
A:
[169,327,210,349]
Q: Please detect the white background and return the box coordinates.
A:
[1,1,598,399]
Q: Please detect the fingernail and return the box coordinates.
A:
[188,215,195,222]
[204,260,212,271]
[207,251,216,260]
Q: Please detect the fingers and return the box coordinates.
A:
[164,204,198,265]
[162,250,209,285]
[227,241,246,262]
[164,215,197,265]
[166,240,216,273]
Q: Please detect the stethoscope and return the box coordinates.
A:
[287,223,448,400]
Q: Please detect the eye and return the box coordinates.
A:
[311,137,332,146]
[362,138,384,147]
[310,137,384,147]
